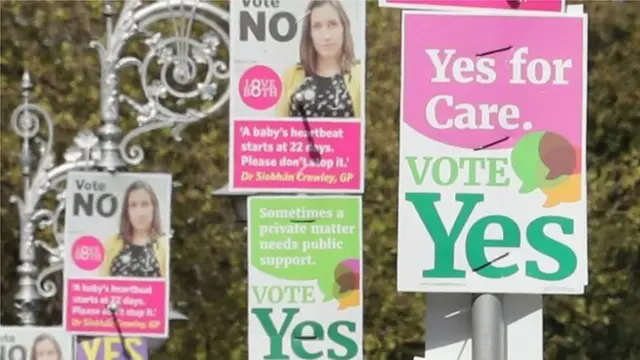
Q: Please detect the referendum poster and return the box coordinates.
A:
[0,327,72,360]
[397,11,588,294]
[75,337,148,360]
[229,0,366,193]
[63,171,172,337]
[379,0,565,13]
[248,196,363,359]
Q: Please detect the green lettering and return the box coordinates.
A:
[487,158,510,186]
[467,215,520,278]
[251,286,268,304]
[405,156,433,185]
[459,157,485,186]
[301,286,315,303]
[327,321,359,359]
[526,216,577,280]
[251,308,298,359]
[406,192,483,278]
[432,157,458,185]
[291,321,324,359]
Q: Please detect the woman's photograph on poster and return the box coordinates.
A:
[0,328,73,360]
[30,333,64,360]
[276,0,363,119]
[100,180,168,278]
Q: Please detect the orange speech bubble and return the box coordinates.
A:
[337,290,360,310]
[541,174,581,208]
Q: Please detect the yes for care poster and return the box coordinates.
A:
[229,0,366,193]
[248,196,362,359]
[0,327,73,360]
[397,12,588,294]
[63,171,172,337]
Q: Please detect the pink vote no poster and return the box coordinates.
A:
[380,0,565,12]
[228,0,367,193]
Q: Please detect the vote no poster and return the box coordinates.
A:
[229,0,366,193]
[248,196,363,359]
[75,336,148,360]
[397,12,588,294]
[0,327,72,360]
[63,171,172,337]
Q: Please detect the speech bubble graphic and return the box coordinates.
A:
[335,259,359,295]
[511,131,544,193]
[334,259,360,310]
[539,131,577,180]
[511,131,571,193]
[337,290,360,310]
[541,174,581,208]
[573,145,582,174]
[250,197,361,302]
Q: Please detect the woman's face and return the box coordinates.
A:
[310,4,344,61]
[34,339,59,360]
[127,188,154,233]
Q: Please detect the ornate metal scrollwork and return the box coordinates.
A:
[10,73,101,322]
[96,0,230,165]
[9,0,230,325]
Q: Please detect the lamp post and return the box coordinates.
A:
[7,0,230,329]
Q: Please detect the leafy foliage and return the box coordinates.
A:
[1,1,639,359]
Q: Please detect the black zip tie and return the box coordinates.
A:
[474,136,509,151]
[294,335,319,340]
[472,252,510,273]
[108,306,133,360]
[476,46,513,57]
[297,103,322,163]
[290,219,316,223]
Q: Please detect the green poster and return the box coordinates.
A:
[248,196,362,360]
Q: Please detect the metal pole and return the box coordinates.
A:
[472,293,505,360]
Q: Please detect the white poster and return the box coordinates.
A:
[229,0,367,193]
[0,327,73,360]
[63,172,172,337]
[247,196,363,359]
[397,11,588,294]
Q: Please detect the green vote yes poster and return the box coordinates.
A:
[248,196,362,360]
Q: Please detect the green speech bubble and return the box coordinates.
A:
[248,196,361,301]
[510,131,565,193]
[511,131,544,193]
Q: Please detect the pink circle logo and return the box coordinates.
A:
[239,65,282,110]
[71,235,105,271]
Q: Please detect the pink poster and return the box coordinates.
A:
[380,0,565,12]
[401,11,586,151]
[229,0,367,193]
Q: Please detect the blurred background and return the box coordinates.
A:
[1,1,639,359]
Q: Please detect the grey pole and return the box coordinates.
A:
[472,293,505,360]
